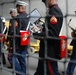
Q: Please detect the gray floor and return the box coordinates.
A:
[0,53,76,75]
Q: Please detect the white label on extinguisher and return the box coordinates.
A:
[23,34,28,41]
[62,40,66,51]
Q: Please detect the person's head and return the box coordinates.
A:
[16,1,28,14]
[10,9,17,18]
[42,0,58,7]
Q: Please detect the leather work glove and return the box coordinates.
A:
[71,31,75,37]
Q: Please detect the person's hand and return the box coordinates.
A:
[4,41,10,48]
[71,31,75,37]
[0,34,6,42]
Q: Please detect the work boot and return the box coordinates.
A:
[16,73,19,75]
[62,71,73,75]
[7,66,12,69]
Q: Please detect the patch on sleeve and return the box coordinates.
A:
[15,21,18,27]
[50,15,58,25]
[9,23,12,27]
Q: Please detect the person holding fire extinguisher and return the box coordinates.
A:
[33,0,63,75]
[7,1,29,75]
[0,16,7,65]
[62,30,76,75]
[6,8,17,68]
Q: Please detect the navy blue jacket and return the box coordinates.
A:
[34,4,63,59]
[7,13,29,50]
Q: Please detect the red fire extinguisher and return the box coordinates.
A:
[20,22,30,46]
[59,36,67,58]
[20,30,30,46]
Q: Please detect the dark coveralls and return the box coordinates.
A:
[66,33,76,75]
[7,13,29,75]
[0,17,7,64]
[34,4,63,75]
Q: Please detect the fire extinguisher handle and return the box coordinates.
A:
[26,21,31,31]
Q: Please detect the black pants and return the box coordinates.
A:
[0,44,6,64]
[2,53,6,64]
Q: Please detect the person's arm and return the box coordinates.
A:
[48,6,63,37]
[2,25,8,34]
